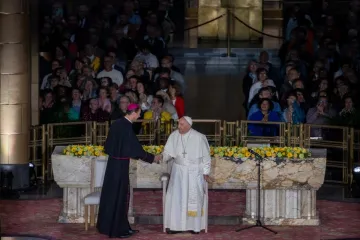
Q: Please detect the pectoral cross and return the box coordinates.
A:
[182,150,187,158]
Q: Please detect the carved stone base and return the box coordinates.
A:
[58,186,135,224]
[58,211,85,223]
[245,189,319,226]
[59,187,92,223]
[58,210,135,224]
[242,216,320,226]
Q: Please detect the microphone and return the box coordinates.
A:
[248,149,264,159]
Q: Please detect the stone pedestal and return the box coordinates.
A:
[52,146,92,223]
[243,189,319,225]
[58,186,92,223]
[52,146,112,223]
[52,146,136,224]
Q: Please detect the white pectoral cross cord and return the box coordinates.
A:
[182,150,187,158]
[180,130,192,159]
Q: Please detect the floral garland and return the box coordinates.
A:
[63,145,311,160]
[63,145,106,157]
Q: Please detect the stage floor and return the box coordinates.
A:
[1,188,360,240]
[1,237,52,240]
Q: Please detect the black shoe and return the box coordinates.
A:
[190,231,200,234]
[111,233,131,238]
[129,229,139,234]
[166,229,183,234]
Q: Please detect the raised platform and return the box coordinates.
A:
[1,195,360,240]
[133,190,245,225]
[1,237,52,240]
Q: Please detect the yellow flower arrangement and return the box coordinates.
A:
[143,145,165,155]
[142,146,310,160]
[143,111,172,123]
[63,145,311,160]
[209,146,310,159]
[63,145,106,157]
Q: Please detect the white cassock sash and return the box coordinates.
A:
[188,160,203,217]
[174,156,204,217]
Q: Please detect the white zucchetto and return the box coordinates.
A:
[183,116,193,126]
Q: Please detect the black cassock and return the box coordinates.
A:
[97,117,154,237]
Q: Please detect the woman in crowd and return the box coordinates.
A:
[168,81,185,118]
[248,68,277,106]
[82,78,98,101]
[248,98,282,136]
[137,81,153,111]
[69,88,82,120]
[97,87,112,113]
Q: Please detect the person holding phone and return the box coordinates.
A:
[306,96,336,137]
[282,91,305,123]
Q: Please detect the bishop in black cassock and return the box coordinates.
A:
[97,104,159,238]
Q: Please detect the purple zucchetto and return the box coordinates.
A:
[127,103,140,111]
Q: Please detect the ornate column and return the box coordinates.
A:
[0,0,30,189]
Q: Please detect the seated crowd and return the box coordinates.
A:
[243,1,360,136]
[39,0,360,138]
[39,1,185,127]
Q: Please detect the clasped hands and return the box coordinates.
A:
[152,155,212,182]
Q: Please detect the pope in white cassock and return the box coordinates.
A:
[162,116,211,234]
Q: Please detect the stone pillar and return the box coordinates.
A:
[0,0,30,189]
[184,0,199,48]
[30,0,39,125]
[243,189,319,225]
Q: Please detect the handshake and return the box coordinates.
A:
[154,154,163,164]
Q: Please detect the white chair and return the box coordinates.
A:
[160,173,208,233]
[160,173,170,233]
[84,159,107,230]
[246,143,270,148]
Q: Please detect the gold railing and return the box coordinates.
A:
[29,125,46,178]
[46,121,92,179]
[167,119,222,146]
[28,120,357,185]
[286,123,303,147]
[303,124,350,184]
[240,121,286,147]
[222,121,240,146]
